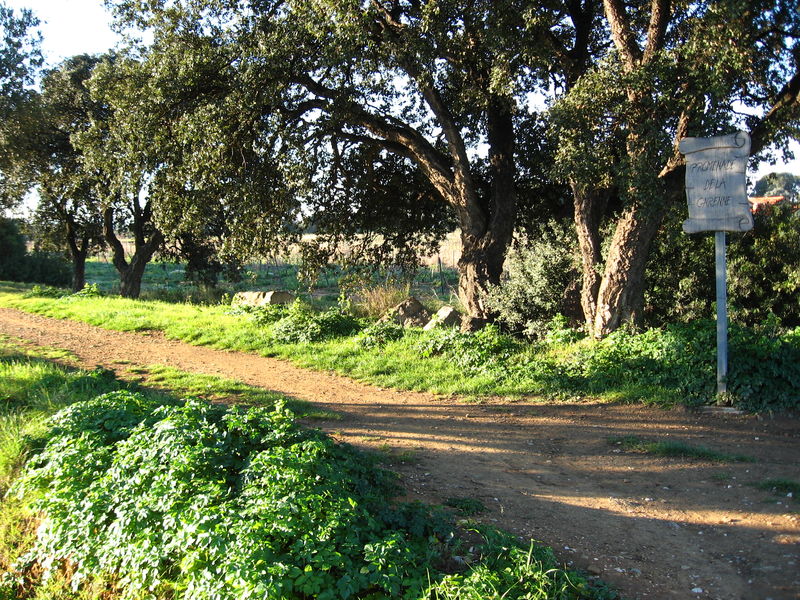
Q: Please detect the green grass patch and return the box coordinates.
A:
[608,435,756,463]
[755,478,800,496]
[444,497,488,517]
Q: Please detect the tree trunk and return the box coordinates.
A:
[64,216,88,292]
[591,201,665,336]
[458,233,511,330]
[119,256,149,298]
[457,99,517,331]
[572,181,607,333]
[71,253,86,292]
[103,205,164,299]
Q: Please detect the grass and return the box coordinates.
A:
[2,280,799,413]
[0,283,530,397]
[444,497,488,516]
[755,478,800,496]
[608,435,756,463]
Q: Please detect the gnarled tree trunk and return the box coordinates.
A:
[103,204,164,299]
[591,201,665,336]
[457,99,517,330]
[64,214,89,292]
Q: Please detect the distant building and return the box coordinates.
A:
[748,195,786,214]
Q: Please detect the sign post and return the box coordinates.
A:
[679,131,752,397]
[714,231,727,394]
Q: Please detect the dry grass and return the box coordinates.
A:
[351,282,413,319]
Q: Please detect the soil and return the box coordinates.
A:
[1,306,798,600]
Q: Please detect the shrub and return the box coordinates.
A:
[559,321,800,411]
[8,392,609,600]
[229,302,289,326]
[356,320,406,348]
[0,218,27,281]
[485,221,582,339]
[646,203,800,328]
[269,300,363,344]
[0,219,71,286]
[416,324,521,375]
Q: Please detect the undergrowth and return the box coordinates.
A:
[3,283,799,412]
[5,391,612,600]
[607,435,756,463]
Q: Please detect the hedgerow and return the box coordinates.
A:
[6,391,609,600]
[410,320,800,411]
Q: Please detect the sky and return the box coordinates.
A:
[6,0,120,64]
[4,0,799,183]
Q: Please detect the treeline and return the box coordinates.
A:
[1,0,799,337]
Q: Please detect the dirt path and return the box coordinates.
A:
[1,307,798,600]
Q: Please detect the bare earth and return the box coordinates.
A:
[0,307,798,600]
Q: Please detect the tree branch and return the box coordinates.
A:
[603,0,642,71]
[643,0,670,63]
[750,67,800,156]
[294,73,457,203]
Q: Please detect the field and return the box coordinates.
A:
[0,275,799,600]
[84,232,463,306]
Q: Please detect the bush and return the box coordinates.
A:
[269,300,363,344]
[8,392,609,600]
[559,321,800,411]
[485,221,581,339]
[229,302,289,326]
[416,324,521,375]
[0,218,70,286]
[0,218,28,281]
[356,320,406,348]
[646,203,800,328]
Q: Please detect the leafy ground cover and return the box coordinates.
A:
[0,341,613,600]
[3,282,799,412]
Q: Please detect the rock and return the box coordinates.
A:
[231,290,296,308]
[380,297,432,328]
[423,306,462,330]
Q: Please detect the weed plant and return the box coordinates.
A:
[755,478,800,497]
[268,300,364,344]
[356,320,406,349]
[6,389,611,600]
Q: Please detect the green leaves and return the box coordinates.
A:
[11,392,429,598]
[10,388,611,599]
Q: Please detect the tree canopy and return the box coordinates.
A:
[5,0,799,333]
[0,1,41,210]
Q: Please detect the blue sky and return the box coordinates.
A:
[5,0,799,182]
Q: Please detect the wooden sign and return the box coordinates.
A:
[680,132,753,234]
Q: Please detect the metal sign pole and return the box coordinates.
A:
[715,231,728,395]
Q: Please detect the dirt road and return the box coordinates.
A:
[1,307,798,600]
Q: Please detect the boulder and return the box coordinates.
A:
[423,306,461,330]
[232,290,296,308]
[380,297,432,328]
